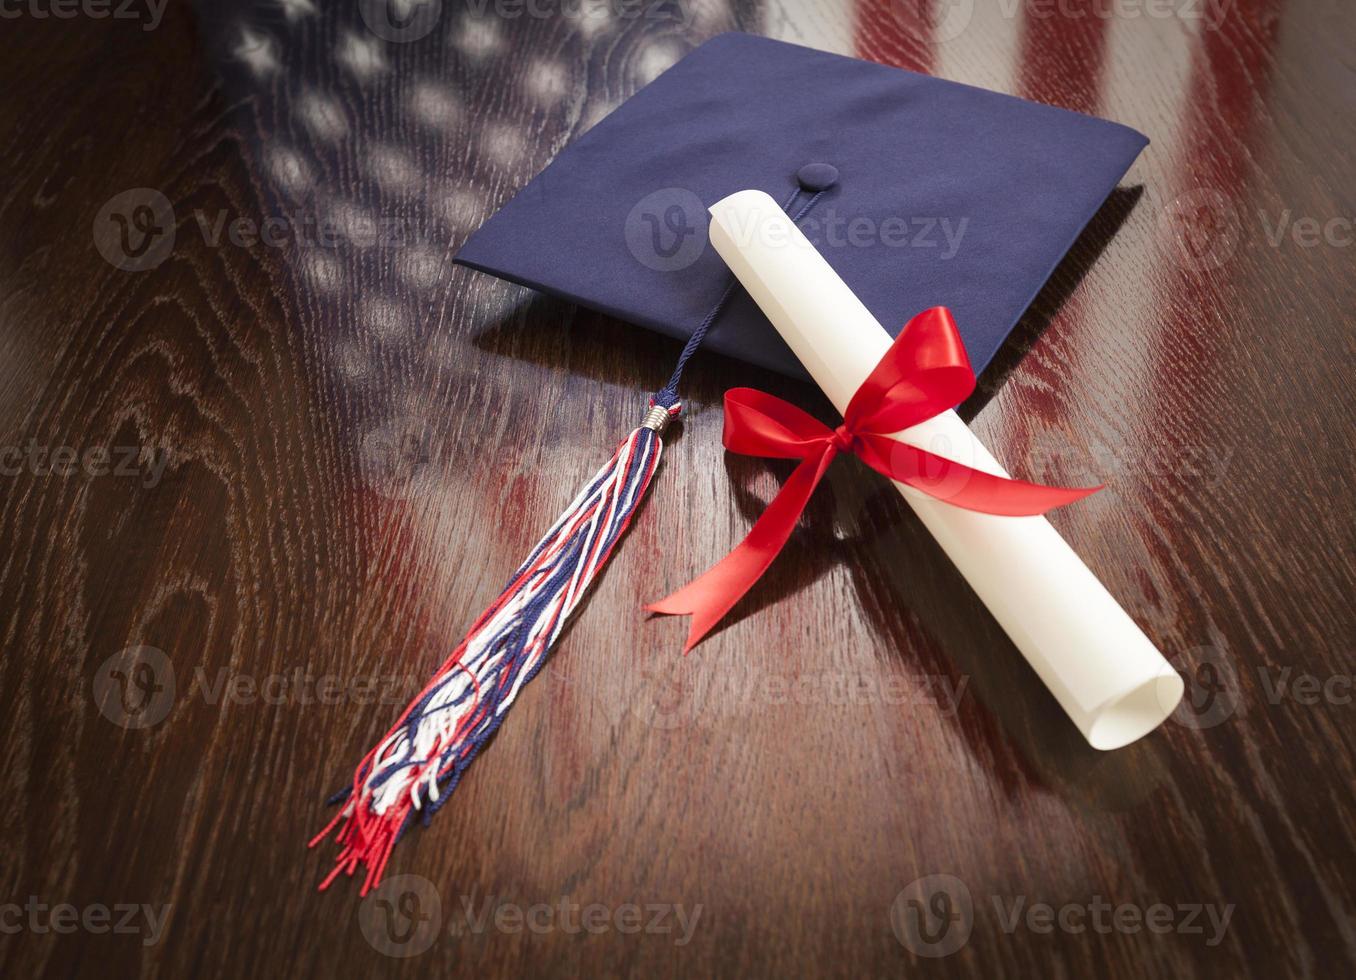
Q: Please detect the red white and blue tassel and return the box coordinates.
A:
[311,396,680,894]
[313,183,821,893]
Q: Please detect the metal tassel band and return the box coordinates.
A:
[640,404,674,433]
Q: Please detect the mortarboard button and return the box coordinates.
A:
[796,163,839,192]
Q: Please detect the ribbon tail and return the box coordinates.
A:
[646,450,835,651]
[859,435,1101,516]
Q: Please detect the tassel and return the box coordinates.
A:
[311,398,680,894]
[312,182,821,891]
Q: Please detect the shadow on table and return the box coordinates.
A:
[961,184,1145,420]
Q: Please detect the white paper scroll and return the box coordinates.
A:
[708,190,1183,750]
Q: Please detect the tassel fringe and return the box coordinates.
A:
[311,401,679,893]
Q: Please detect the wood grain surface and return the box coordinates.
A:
[1,0,1353,976]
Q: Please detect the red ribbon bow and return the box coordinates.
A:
[647,307,1100,651]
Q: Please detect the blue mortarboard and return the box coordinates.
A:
[455,32,1147,378]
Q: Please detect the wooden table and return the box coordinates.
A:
[2,0,1353,976]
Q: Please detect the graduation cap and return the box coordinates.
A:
[315,33,1149,892]
[455,31,1148,379]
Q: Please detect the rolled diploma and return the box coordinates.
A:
[708,190,1182,750]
